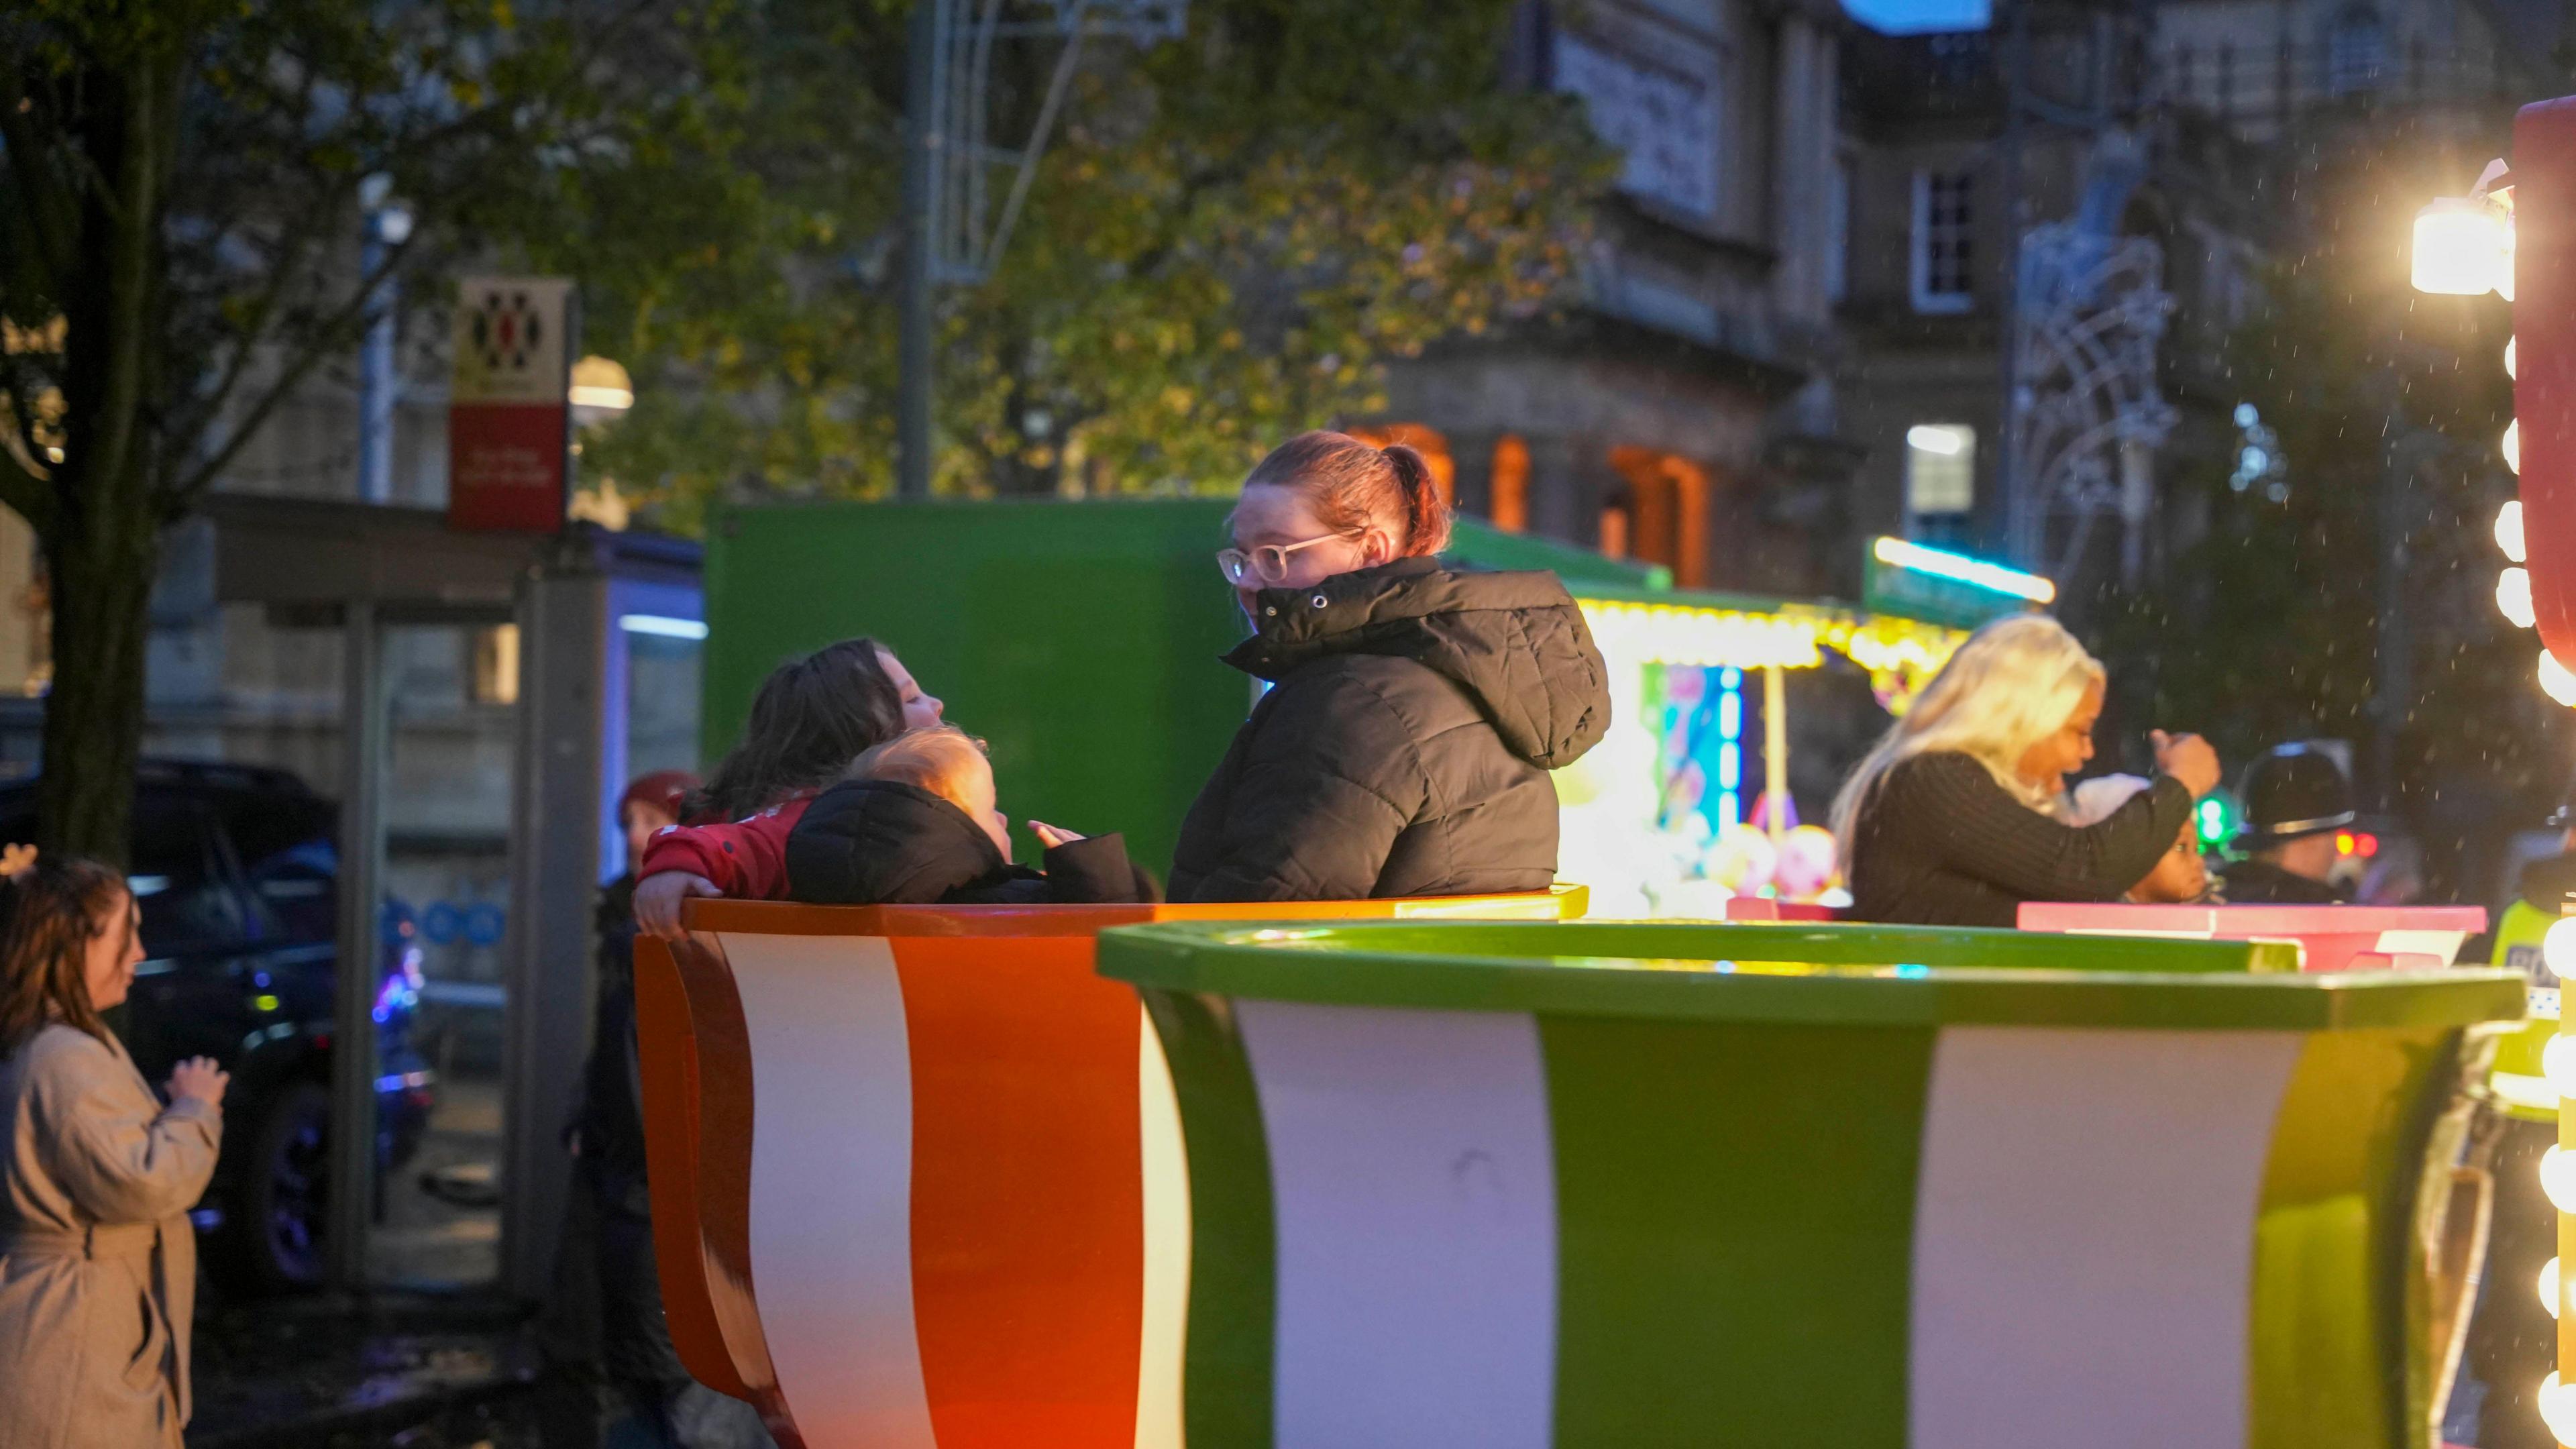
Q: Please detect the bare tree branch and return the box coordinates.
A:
[168,235,416,502]
[0,64,80,297]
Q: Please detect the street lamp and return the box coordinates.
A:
[569,354,635,424]
[2412,190,2514,297]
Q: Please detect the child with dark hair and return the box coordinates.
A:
[633,637,943,936]
[784,727,1149,905]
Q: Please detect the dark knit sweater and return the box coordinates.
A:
[1847,751,2195,927]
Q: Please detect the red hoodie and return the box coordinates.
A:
[637,794,814,901]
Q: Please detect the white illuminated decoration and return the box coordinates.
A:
[2507,419,2524,475]
[2542,1144,2576,1215]
[2548,918,2576,979]
[2508,337,2520,379]
[2542,649,2576,709]
[2547,1033,2576,1099]
[2544,1372,2576,1446]
[2413,195,2513,295]
[2502,500,2529,563]
[2548,1257,2565,1320]
[2502,568,2538,629]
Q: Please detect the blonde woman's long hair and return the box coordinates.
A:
[1829,613,2106,858]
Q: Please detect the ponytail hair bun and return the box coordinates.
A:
[1379,443,1454,556]
[1241,429,1453,557]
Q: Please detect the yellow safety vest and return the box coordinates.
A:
[2489,896,2561,1122]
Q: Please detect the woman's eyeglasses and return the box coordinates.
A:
[1217,532,1351,587]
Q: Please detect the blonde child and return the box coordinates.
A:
[784,726,1149,904]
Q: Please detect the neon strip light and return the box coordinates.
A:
[1715,667,1743,826]
[620,613,710,640]
[1872,536,2057,606]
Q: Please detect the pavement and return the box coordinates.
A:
[187,1076,549,1447]
[186,1291,547,1448]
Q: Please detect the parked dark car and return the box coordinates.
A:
[0,760,435,1292]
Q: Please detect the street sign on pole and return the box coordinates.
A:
[447,276,576,533]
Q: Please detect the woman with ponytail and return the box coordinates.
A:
[1170,430,1611,901]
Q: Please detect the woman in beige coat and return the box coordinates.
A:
[0,857,227,1449]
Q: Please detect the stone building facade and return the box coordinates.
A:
[1367,0,1860,597]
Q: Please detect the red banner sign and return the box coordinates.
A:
[2518,101,2576,669]
[447,276,575,533]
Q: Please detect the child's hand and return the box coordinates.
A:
[635,871,721,938]
[1029,822,1087,849]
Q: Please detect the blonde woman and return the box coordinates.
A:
[0,858,226,1449]
[1829,614,2221,926]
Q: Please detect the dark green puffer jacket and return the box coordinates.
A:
[1169,556,1611,903]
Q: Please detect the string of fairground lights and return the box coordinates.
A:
[2422,152,2576,1445]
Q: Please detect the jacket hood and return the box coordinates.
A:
[784,780,1008,905]
[1224,557,1611,770]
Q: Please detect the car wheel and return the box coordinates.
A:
[210,1080,331,1294]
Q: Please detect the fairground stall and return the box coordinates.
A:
[1544,533,2033,916]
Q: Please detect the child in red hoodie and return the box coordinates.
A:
[633,635,939,936]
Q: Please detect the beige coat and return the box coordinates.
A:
[0,1024,221,1449]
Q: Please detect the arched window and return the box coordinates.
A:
[1489,436,1529,533]
[2326,5,2385,95]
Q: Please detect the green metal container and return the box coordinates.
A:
[1097,920,2525,1449]
[703,500,1679,874]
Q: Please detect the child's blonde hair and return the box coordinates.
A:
[847,725,991,806]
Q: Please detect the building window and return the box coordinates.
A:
[1824,156,1851,305]
[470,624,520,706]
[1610,445,1711,588]
[1489,435,1529,533]
[1554,32,1723,225]
[2326,6,2386,95]
[1905,424,1976,530]
[1911,170,1975,315]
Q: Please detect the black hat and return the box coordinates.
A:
[2237,743,2354,843]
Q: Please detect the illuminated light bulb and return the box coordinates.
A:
[2414,197,2510,294]
[2548,1256,2565,1319]
[2502,499,2528,563]
[2543,1372,2576,1446]
[2508,337,2519,379]
[2548,1032,2576,1098]
[2502,568,2538,629]
[2549,918,2576,980]
[2543,1144,2576,1214]
[2506,419,2523,474]
[2542,649,2576,708]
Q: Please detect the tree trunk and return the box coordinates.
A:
[34,50,180,869]
[36,503,158,867]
